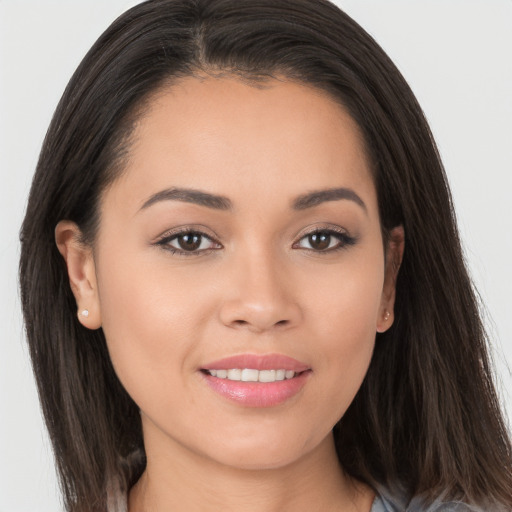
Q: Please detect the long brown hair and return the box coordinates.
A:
[19,1,512,510]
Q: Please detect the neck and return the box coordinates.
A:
[129,428,374,512]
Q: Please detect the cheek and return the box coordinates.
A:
[94,246,215,407]
[301,250,384,415]
[305,246,385,341]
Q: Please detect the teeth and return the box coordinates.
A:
[241,368,259,382]
[259,370,275,382]
[206,368,297,382]
[227,369,242,380]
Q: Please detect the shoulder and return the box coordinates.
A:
[372,485,505,512]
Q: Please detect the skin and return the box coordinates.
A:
[56,76,404,512]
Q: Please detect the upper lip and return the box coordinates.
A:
[201,353,310,372]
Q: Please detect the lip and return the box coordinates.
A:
[201,353,310,372]
[200,353,311,408]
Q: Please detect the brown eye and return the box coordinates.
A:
[295,229,356,252]
[307,232,332,251]
[158,230,221,254]
[176,233,203,251]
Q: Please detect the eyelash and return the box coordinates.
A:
[155,227,356,256]
[155,228,221,256]
[292,228,357,253]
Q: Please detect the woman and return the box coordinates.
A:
[18,0,512,511]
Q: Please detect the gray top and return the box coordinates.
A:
[371,484,501,512]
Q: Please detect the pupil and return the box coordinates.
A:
[309,232,330,250]
[178,233,201,251]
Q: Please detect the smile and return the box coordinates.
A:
[205,369,297,382]
[201,354,311,407]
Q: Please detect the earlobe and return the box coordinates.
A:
[55,221,102,329]
[376,225,405,333]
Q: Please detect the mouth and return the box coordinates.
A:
[200,354,311,407]
[201,368,303,382]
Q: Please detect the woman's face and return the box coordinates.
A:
[63,76,402,470]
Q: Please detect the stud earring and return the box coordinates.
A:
[81,309,89,318]
[384,310,390,321]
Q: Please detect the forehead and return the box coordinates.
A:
[107,75,376,214]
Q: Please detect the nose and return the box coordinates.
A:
[218,249,302,333]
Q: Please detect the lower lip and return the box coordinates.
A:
[202,371,311,408]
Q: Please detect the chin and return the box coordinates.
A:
[214,451,302,472]
[201,431,325,472]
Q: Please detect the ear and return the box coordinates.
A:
[55,221,102,329]
[376,225,405,333]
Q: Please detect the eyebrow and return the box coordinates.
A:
[139,186,366,213]
[292,187,367,213]
[140,187,232,211]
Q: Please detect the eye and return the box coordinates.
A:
[157,230,221,255]
[294,229,355,252]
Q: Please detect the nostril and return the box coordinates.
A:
[230,318,289,329]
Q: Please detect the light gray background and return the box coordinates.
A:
[1,1,511,511]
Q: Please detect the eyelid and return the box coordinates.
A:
[154,224,219,242]
[292,223,351,241]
